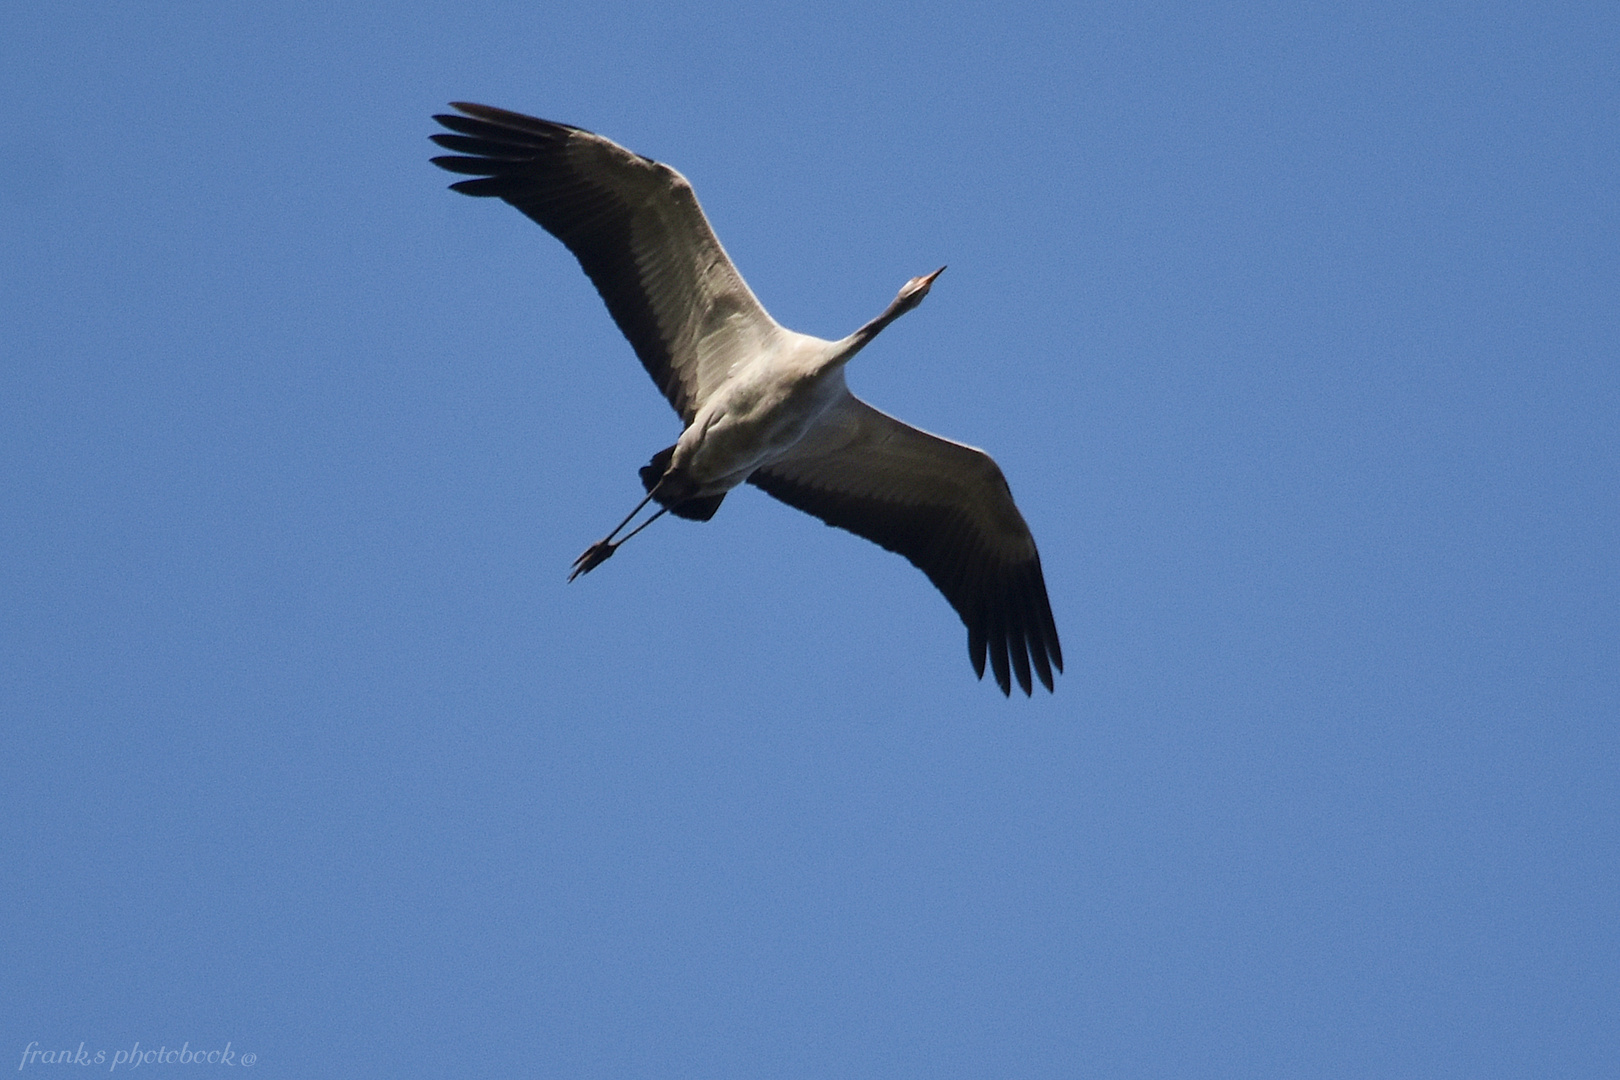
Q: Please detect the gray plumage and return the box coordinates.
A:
[431,103,1061,694]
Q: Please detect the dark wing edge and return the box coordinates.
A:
[429,102,770,421]
[748,397,1062,696]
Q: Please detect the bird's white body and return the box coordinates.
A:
[432,103,1062,694]
[673,336,847,495]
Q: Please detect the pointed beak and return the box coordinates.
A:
[905,265,946,302]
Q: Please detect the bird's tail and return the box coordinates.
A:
[640,445,726,522]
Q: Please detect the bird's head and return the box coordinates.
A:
[894,266,946,315]
[839,265,949,362]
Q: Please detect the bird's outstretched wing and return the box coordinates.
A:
[749,392,1062,695]
[430,103,781,422]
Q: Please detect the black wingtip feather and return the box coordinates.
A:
[968,616,988,680]
[1008,594,1034,697]
[986,598,1012,697]
[445,176,511,197]
[1022,578,1054,694]
[432,154,502,177]
[430,133,535,159]
[445,102,586,134]
[1016,567,1055,693]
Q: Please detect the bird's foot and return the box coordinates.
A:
[568,539,617,582]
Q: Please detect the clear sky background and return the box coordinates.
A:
[3,1,1615,1076]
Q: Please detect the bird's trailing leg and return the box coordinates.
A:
[568,490,670,581]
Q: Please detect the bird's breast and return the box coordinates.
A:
[673,363,843,492]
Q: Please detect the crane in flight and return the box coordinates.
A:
[430,103,1062,695]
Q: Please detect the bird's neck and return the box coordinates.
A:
[825,298,909,371]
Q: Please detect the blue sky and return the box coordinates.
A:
[3,1,1615,1076]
